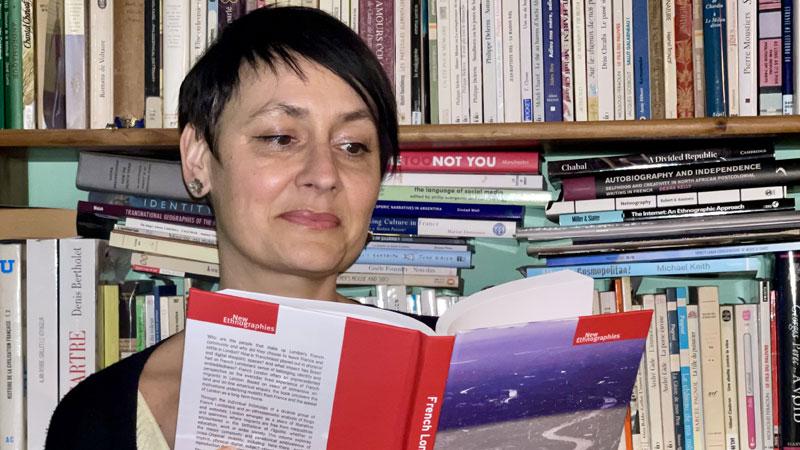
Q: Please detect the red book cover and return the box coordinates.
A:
[359,0,395,86]
[674,0,695,118]
[397,151,540,174]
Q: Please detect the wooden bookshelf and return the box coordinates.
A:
[0,116,799,150]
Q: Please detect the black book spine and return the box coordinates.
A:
[774,251,800,447]
[410,0,422,124]
[144,0,160,100]
[621,198,796,221]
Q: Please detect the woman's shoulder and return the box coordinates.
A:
[44,345,158,450]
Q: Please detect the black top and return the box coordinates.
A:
[44,310,438,449]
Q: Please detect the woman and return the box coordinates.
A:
[45,6,403,449]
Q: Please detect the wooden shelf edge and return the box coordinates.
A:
[0,116,799,150]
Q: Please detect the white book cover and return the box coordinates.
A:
[467,0,483,123]
[449,0,463,123]
[519,0,534,122]
[734,304,763,450]
[381,172,544,189]
[571,0,588,121]
[655,294,677,450]
[531,0,546,121]
[560,0,574,121]
[622,0,634,119]
[493,0,505,122]
[633,305,652,450]
[585,0,599,120]
[436,0,452,124]
[160,296,171,341]
[25,240,60,450]
[596,0,614,120]
[458,1,470,123]
[481,0,499,122]
[416,218,517,238]
[58,239,106,399]
[737,0,757,116]
[190,0,207,65]
[757,285,774,449]
[686,304,706,450]
[612,0,625,119]
[65,0,88,129]
[726,0,739,116]
[1,244,25,450]
[395,0,412,125]
[720,305,740,450]
[163,0,191,128]
[662,0,677,118]
[697,286,726,450]
[643,294,666,450]
[692,0,706,116]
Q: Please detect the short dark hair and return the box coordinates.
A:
[178,6,399,177]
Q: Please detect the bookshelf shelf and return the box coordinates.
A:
[1,116,799,151]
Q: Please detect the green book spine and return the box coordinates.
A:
[378,186,553,205]
[3,0,22,128]
[0,0,6,128]
[135,296,145,352]
[427,0,438,124]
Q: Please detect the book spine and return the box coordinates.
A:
[131,252,220,279]
[383,172,543,189]
[20,0,34,128]
[122,217,216,242]
[113,0,145,127]
[207,0,217,46]
[370,234,469,245]
[502,0,521,122]
[24,240,59,450]
[427,0,438,124]
[525,256,762,278]
[676,288,695,450]
[559,210,624,226]
[87,191,213,216]
[586,0,599,120]
[782,0,793,113]
[373,200,525,220]
[622,0,634,119]
[768,290,781,448]
[434,0,450,124]
[632,0,651,118]
[720,305,741,450]
[758,0,783,115]
[466,0,481,123]
[217,0,244,31]
[162,0,189,128]
[632,304,652,450]
[398,150,540,173]
[89,0,113,129]
[159,294,170,340]
[795,0,800,115]
[643,294,666,450]
[686,304,707,450]
[666,290,686,449]
[571,0,588,121]
[520,0,534,122]
[370,216,420,234]
[367,240,470,252]
[774,252,800,447]
[648,0,665,119]
[109,230,218,263]
[703,0,728,116]
[135,296,145,351]
[189,0,206,63]
[98,284,120,368]
[378,186,553,206]
[346,264,458,276]
[692,0,706,116]
[351,0,360,32]
[34,0,46,128]
[481,0,498,122]
[612,0,624,120]
[663,0,678,119]
[359,0,395,89]
[336,272,460,288]
[3,0,22,129]
[560,0,574,121]
[620,198,794,221]
[674,0,695,118]
[656,294,678,450]
[0,244,24,449]
[492,0,504,122]
[449,0,463,123]
[145,0,163,128]
[757,283,775,449]
[696,286,726,450]
[738,0,758,116]
[458,1,470,123]
[410,0,423,124]
[396,0,411,124]
[727,0,740,116]
[76,152,192,201]
[355,247,472,268]
[542,0,563,121]
[416,217,517,238]
[735,304,763,449]
[64,0,86,128]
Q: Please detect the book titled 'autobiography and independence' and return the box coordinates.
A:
[174,271,652,450]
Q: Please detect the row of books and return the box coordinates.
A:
[7,0,798,130]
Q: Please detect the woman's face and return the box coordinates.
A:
[190,59,382,285]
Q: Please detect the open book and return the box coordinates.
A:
[174,271,652,450]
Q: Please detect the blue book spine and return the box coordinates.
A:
[546,241,800,266]
[542,0,563,121]
[782,0,794,113]
[87,191,214,217]
[356,248,472,268]
[676,287,695,450]
[632,0,651,119]
[702,0,728,116]
[558,211,624,226]
[666,289,685,450]
[373,200,525,220]
[370,217,419,234]
[526,256,762,277]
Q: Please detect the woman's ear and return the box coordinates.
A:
[179,124,213,199]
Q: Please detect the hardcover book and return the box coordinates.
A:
[174,272,652,450]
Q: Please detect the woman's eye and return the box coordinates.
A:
[340,142,370,156]
[259,135,293,146]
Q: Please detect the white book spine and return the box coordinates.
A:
[346,264,458,276]
[655,294,677,450]
[123,218,217,241]
[190,0,207,65]
[318,0,334,14]
[686,304,706,450]
[1,244,25,450]
[332,0,342,20]
[720,305,740,450]
[145,295,157,346]
[596,0,614,120]
[531,0,546,121]
[585,0,599,120]
[726,0,739,116]
[481,0,499,122]
[519,0,534,122]
[643,294,666,450]
[459,1,471,123]
[560,0,574,121]
[734,304,763,450]
[757,286,774,449]
[633,305,652,450]
[416,218,517,238]
[395,0,412,124]
[381,172,544,189]
[25,240,59,450]
[692,0,706,116]
[622,0,634,119]
[58,239,104,399]
[599,291,617,313]
[467,0,483,123]
[493,0,505,122]
[612,0,625,119]
[163,0,191,128]
[662,0,677,118]
[698,286,726,450]
[89,0,114,129]
[450,0,463,122]
[350,0,358,32]
[366,242,469,251]
[737,0,757,116]
[168,296,186,335]
[64,0,88,129]
[436,0,452,124]
[160,297,171,341]
[571,0,588,121]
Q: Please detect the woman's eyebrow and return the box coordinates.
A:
[254,102,308,118]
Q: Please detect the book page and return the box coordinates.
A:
[175,291,346,450]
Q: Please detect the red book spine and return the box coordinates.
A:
[397,151,541,173]
[78,201,217,229]
[359,0,395,86]
[674,0,695,118]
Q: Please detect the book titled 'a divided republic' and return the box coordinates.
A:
[174,272,651,450]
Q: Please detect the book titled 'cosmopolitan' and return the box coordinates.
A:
[174,271,651,450]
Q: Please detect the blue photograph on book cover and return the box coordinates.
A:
[435,319,645,449]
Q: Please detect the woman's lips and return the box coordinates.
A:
[279,210,341,230]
